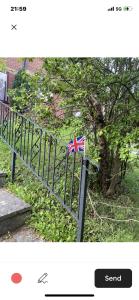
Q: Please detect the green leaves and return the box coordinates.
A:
[0,59,6,72]
[8,58,139,193]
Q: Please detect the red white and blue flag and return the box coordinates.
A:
[67,136,85,154]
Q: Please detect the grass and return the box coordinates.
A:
[84,162,139,242]
[0,138,139,242]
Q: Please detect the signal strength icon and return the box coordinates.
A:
[107,7,114,11]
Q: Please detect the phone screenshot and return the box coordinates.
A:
[0,1,139,299]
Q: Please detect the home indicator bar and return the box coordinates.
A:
[45,295,94,297]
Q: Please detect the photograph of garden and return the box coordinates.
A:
[0,57,139,242]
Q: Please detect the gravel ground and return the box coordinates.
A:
[0,226,44,242]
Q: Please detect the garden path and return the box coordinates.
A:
[0,225,44,242]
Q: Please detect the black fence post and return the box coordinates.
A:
[11,151,16,182]
[77,157,89,242]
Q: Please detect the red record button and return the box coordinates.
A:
[11,273,22,284]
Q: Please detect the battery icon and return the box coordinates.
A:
[123,6,133,11]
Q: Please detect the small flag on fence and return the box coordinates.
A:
[67,136,85,154]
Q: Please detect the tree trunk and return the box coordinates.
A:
[89,96,110,194]
[98,134,110,194]
[106,150,122,196]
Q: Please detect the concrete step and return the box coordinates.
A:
[0,189,31,236]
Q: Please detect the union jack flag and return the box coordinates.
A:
[67,136,85,153]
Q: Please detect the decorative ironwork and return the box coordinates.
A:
[0,101,89,241]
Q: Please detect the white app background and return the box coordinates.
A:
[0,243,139,299]
[0,0,138,56]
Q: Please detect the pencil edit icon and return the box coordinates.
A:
[38,273,48,284]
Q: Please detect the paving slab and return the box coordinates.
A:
[0,225,44,242]
[0,189,31,236]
